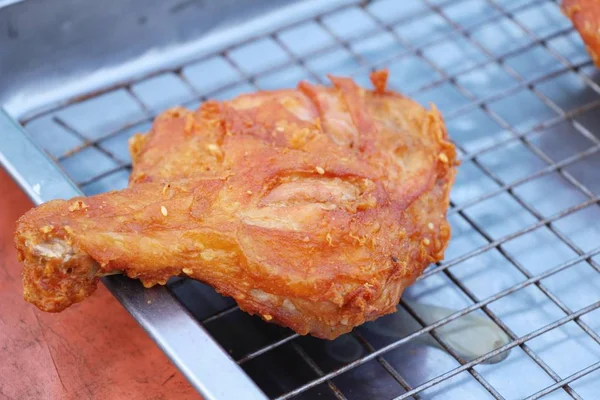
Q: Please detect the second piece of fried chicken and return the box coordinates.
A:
[15,71,457,339]
[563,0,600,67]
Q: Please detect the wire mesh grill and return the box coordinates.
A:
[17,0,600,398]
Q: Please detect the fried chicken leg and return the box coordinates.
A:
[15,71,457,339]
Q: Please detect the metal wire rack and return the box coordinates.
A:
[8,0,600,398]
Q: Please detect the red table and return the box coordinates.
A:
[0,169,199,399]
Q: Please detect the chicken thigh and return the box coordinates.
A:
[15,71,457,339]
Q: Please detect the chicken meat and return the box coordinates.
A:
[15,70,458,339]
[563,0,600,67]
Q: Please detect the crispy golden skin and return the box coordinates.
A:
[15,71,457,339]
[563,0,600,67]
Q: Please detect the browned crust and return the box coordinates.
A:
[15,70,458,339]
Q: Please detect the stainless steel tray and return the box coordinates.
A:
[2,0,600,399]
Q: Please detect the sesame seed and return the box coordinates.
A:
[263,314,273,321]
[428,222,434,230]
[326,233,333,246]
[438,153,449,163]
[68,200,88,212]
[315,166,325,175]
[423,238,431,246]
[207,143,223,158]
[275,126,285,132]
[160,206,168,216]
[39,225,53,234]
[247,190,253,195]
[182,268,193,275]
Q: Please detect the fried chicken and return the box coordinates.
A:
[15,70,457,339]
[563,0,600,67]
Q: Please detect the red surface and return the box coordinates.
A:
[0,169,199,400]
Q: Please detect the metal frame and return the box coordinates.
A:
[2,0,600,399]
